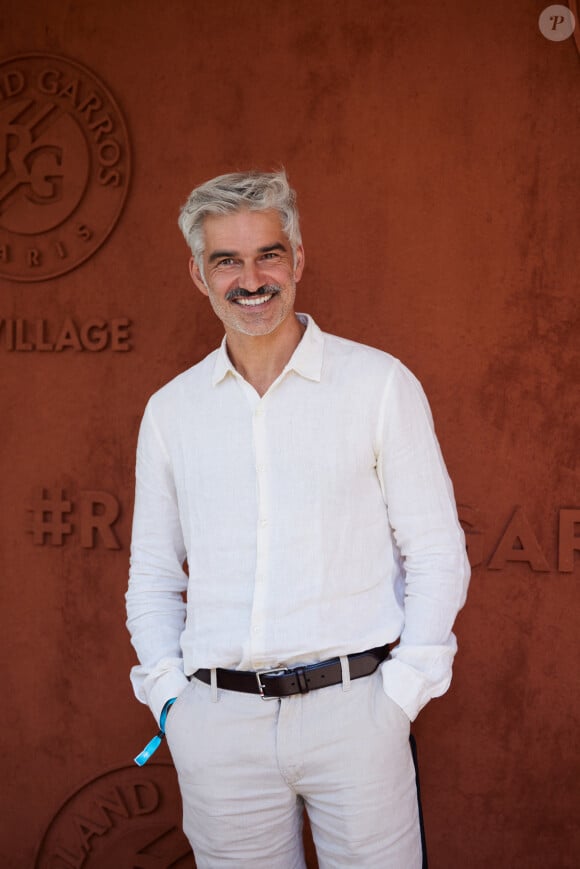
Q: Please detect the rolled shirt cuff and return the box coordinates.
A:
[139,662,190,726]
[380,643,456,721]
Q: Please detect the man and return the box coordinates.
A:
[126,170,470,868]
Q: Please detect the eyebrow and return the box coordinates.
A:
[258,242,287,255]
[207,242,287,264]
[208,249,236,264]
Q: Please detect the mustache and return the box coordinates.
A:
[225,284,282,302]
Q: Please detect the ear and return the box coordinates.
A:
[189,256,209,297]
[293,245,305,283]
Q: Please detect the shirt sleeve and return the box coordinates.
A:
[376,360,470,721]
[125,399,190,724]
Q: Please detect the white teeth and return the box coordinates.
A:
[234,294,273,307]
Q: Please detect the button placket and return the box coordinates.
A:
[248,401,270,661]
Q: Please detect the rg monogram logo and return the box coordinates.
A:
[0,54,131,281]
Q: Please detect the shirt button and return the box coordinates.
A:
[256,464,264,473]
[259,518,268,527]
[252,625,262,634]
[255,407,264,417]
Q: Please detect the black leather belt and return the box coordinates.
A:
[191,644,391,699]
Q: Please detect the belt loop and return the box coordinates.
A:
[210,668,218,702]
[339,655,351,692]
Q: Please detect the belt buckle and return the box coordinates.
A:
[256,668,288,700]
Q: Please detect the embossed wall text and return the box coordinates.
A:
[34,765,192,868]
[459,505,580,574]
[22,492,580,570]
[26,489,122,549]
[0,317,132,350]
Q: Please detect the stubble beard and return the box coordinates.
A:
[211,282,296,337]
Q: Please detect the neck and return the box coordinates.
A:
[225,314,305,397]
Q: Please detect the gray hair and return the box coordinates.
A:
[178,170,302,282]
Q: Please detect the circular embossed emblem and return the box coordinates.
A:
[34,764,193,868]
[0,53,130,281]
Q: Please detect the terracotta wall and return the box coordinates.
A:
[1,1,578,866]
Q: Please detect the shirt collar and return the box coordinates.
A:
[211,313,324,387]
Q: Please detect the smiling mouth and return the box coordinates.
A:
[233,294,275,307]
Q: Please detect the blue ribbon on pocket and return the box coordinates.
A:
[134,697,176,766]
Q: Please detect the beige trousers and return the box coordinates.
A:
[165,666,422,868]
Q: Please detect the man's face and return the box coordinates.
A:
[189,208,304,338]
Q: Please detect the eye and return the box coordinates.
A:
[261,252,280,261]
[217,257,236,267]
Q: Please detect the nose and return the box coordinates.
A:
[239,260,263,292]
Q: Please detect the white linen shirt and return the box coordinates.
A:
[126,314,470,725]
